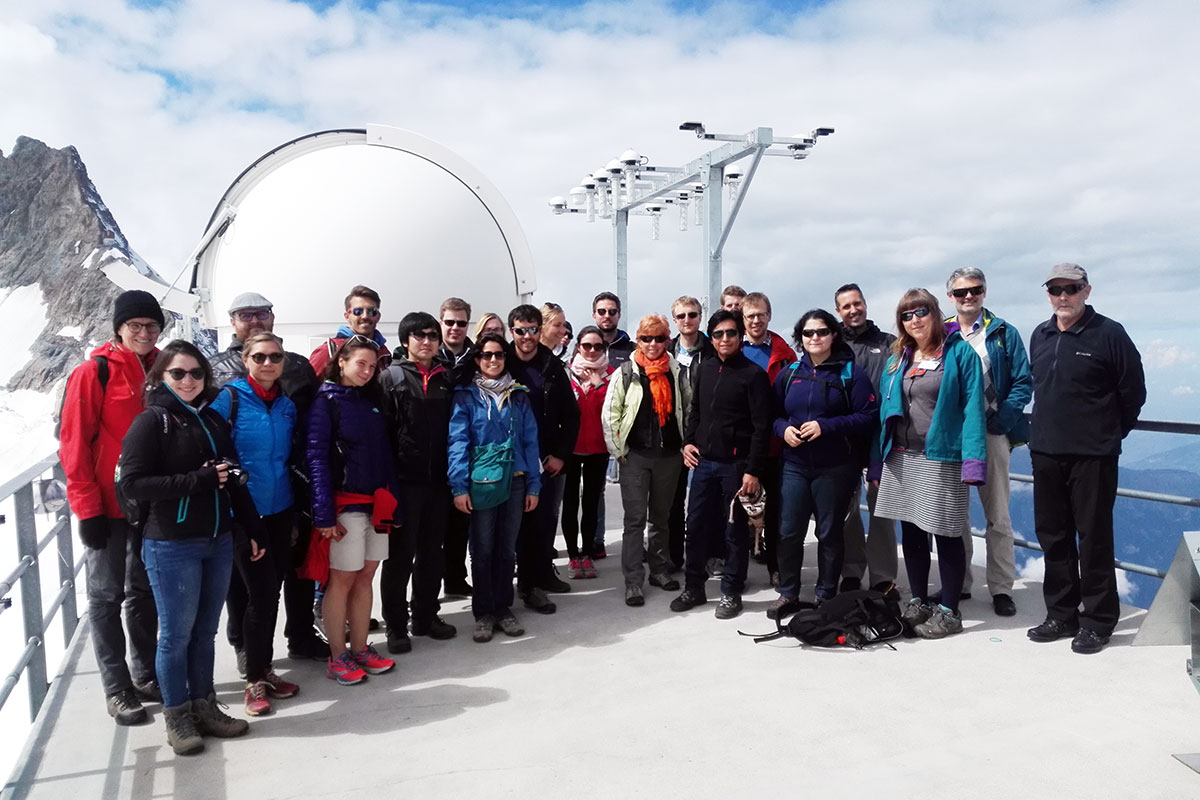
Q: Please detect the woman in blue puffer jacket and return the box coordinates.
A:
[447,333,541,644]
[210,332,300,716]
[305,336,400,686]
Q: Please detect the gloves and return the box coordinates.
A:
[78,516,111,550]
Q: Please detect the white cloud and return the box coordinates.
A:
[1171,385,1196,397]
[1141,339,1199,370]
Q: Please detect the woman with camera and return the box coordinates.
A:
[306,335,400,685]
[117,340,265,755]
[210,332,301,716]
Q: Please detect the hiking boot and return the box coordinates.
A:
[287,636,329,661]
[106,689,148,726]
[443,579,473,597]
[715,594,743,620]
[262,670,298,699]
[132,677,162,704]
[914,605,963,639]
[770,571,781,589]
[326,652,368,685]
[193,693,250,738]
[542,573,572,593]
[872,581,901,602]
[1071,628,1110,654]
[766,595,802,620]
[669,587,708,612]
[901,598,933,628]
[234,647,247,680]
[1027,617,1079,643]
[521,587,557,614]
[649,573,680,591]
[244,681,272,717]
[839,577,862,592]
[386,630,413,654]
[625,585,645,607]
[992,593,1017,617]
[352,643,395,675]
[568,558,583,579]
[494,612,525,637]
[581,557,597,579]
[164,702,204,755]
[412,616,457,640]
[473,615,496,643]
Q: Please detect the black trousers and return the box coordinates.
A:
[517,470,565,591]
[1031,452,1121,635]
[668,466,689,568]
[758,457,782,576]
[381,482,450,632]
[562,453,608,559]
[281,515,317,650]
[226,510,293,681]
[443,503,471,587]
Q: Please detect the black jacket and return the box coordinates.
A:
[506,343,581,462]
[670,333,716,396]
[380,358,453,486]
[434,339,475,387]
[607,330,636,369]
[211,337,320,415]
[118,384,262,542]
[841,320,896,393]
[684,351,772,476]
[1029,305,1146,457]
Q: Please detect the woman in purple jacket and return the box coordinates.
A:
[306,336,400,686]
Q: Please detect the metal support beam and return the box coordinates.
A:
[15,483,48,720]
[702,161,724,318]
[713,139,767,262]
[54,462,79,646]
[614,208,629,311]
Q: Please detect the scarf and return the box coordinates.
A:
[474,372,516,411]
[247,374,279,403]
[570,351,610,393]
[633,349,672,427]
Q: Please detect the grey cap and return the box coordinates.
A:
[1043,263,1088,285]
[228,292,274,315]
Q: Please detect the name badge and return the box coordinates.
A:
[917,359,941,371]
[677,350,694,368]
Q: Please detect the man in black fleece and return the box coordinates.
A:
[671,309,772,620]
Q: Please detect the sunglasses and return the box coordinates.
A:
[349,307,381,318]
[123,321,161,334]
[249,352,285,364]
[580,342,606,352]
[711,328,740,340]
[594,308,619,316]
[639,335,667,344]
[477,350,506,361]
[900,307,932,322]
[410,330,440,342]
[346,334,380,349]
[674,311,699,320]
[165,367,205,381]
[511,325,540,337]
[1047,283,1086,297]
[233,309,272,322]
[950,285,985,299]
[442,319,468,328]
[801,328,832,338]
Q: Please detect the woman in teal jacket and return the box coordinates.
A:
[868,288,987,640]
[447,333,542,644]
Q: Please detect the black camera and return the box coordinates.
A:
[217,459,249,488]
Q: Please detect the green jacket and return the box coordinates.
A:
[601,357,688,458]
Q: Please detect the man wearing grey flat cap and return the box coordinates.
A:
[1026,263,1145,655]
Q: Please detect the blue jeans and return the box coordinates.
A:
[683,459,750,596]
[778,461,858,600]
[469,474,526,620]
[142,533,234,708]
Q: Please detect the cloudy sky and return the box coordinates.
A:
[2,0,1198,419]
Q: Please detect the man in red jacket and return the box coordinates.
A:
[59,290,163,725]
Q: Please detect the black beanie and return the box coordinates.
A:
[112,290,165,334]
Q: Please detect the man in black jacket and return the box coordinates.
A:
[667,295,715,569]
[1027,263,1145,655]
[435,297,475,598]
[210,292,319,406]
[670,310,772,619]
[507,305,581,614]
[380,312,458,654]
[834,283,899,597]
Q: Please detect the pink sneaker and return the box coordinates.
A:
[581,557,597,578]
[262,670,298,699]
[568,558,584,579]
[351,643,395,675]
[244,681,272,716]
[326,652,367,685]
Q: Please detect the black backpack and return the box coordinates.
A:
[53,355,110,439]
[741,589,904,649]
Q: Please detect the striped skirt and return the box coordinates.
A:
[874,449,968,537]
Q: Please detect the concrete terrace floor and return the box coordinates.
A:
[5,490,1199,800]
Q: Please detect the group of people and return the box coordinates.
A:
[58,262,1145,757]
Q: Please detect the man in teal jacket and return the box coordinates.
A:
[944,268,1032,617]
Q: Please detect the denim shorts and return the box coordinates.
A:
[329,511,389,572]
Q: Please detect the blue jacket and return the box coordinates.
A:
[944,309,1033,444]
[772,351,878,470]
[447,382,542,499]
[305,381,399,529]
[869,335,988,485]
[210,379,296,517]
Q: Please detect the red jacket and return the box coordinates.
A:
[569,366,614,455]
[59,342,157,520]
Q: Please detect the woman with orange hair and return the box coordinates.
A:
[601,314,690,607]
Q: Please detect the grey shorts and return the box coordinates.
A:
[329,512,389,572]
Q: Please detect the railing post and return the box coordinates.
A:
[15,482,48,720]
[53,463,79,645]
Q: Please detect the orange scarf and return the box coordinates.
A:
[633,350,673,427]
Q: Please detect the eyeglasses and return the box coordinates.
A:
[900,307,932,322]
[233,310,272,322]
[579,342,606,352]
[477,350,506,361]
[639,335,667,344]
[346,334,380,349]
[950,286,985,299]
[410,330,440,342]
[711,328,740,340]
[249,352,285,364]
[442,319,468,328]
[801,328,832,338]
[1047,283,1087,297]
[511,325,540,337]
[123,321,161,335]
[594,308,619,316]
[349,307,381,318]
[744,312,769,322]
[674,311,699,320]
[165,367,205,381]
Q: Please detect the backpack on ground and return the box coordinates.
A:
[740,589,904,649]
[52,355,110,439]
